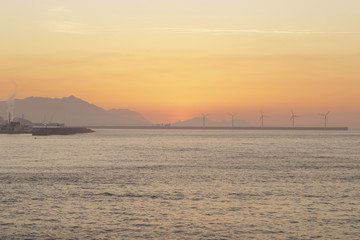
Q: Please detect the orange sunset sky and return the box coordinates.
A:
[1,0,360,127]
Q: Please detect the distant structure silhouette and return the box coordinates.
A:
[321,111,330,128]
[259,112,268,128]
[290,111,300,128]
[229,113,238,127]
[201,113,209,127]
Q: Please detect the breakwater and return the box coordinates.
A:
[32,127,94,136]
[0,127,94,135]
[90,126,349,131]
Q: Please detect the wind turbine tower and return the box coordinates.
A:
[229,113,238,127]
[290,111,300,128]
[321,111,330,128]
[259,112,268,128]
[201,113,209,127]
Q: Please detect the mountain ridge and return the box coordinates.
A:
[0,96,151,126]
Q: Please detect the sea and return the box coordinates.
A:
[0,129,359,240]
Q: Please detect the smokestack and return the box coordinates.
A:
[9,112,11,124]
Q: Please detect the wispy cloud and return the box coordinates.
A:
[43,6,86,34]
[47,6,71,15]
[148,28,358,35]
[41,21,359,36]
[41,21,126,35]
[42,21,90,34]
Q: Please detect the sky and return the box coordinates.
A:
[1,0,360,127]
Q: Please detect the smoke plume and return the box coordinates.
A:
[7,82,18,122]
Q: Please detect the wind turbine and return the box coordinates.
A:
[321,111,330,128]
[259,112,268,128]
[201,113,209,127]
[290,111,300,128]
[229,113,238,127]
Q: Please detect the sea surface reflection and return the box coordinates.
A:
[1,129,359,239]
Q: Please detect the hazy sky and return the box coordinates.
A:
[1,0,360,126]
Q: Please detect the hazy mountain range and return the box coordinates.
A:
[173,117,251,127]
[0,96,150,126]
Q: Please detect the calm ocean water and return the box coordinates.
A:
[1,129,359,239]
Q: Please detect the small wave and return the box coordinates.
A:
[31,197,45,201]
[99,192,116,196]
[131,223,157,227]
[229,192,261,198]
[95,192,160,199]
[175,147,204,152]
[303,195,321,198]
[0,222,15,226]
